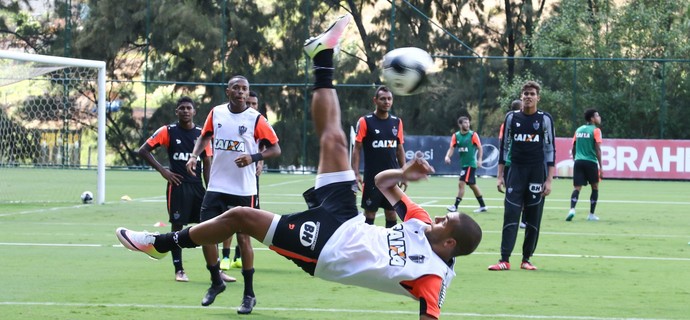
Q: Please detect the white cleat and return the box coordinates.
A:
[115,227,167,260]
[303,14,352,58]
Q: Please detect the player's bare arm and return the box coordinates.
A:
[396,143,408,191]
[351,141,364,189]
[138,143,183,186]
[186,135,213,176]
[376,155,435,206]
[234,141,281,168]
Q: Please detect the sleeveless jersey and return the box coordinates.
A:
[201,104,279,195]
[355,113,404,181]
[315,195,454,319]
[450,130,481,168]
[145,123,210,184]
[499,110,556,167]
[573,124,602,163]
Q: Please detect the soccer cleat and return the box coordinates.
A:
[115,227,167,260]
[488,261,511,271]
[237,295,257,315]
[520,261,538,270]
[565,209,576,221]
[201,282,226,306]
[303,14,351,59]
[473,207,488,213]
[220,270,236,283]
[519,222,527,229]
[446,205,457,212]
[231,259,243,269]
[587,213,600,221]
[175,270,189,282]
[220,257,231,270]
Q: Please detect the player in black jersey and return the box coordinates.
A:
[490,81,556,271]
[138,96,212,282]
[351,86,407,227]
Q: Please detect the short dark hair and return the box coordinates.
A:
[510,99,523,111]
[452,213,482,257]
[457,116,469,125]
[522,80,541,95]
[249,90,258,98]
[228,75,248,86]
[584,108,598,122]
[177,96,194,107]
[374,85,391,98]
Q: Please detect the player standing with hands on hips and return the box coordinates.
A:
[490,81,555,271]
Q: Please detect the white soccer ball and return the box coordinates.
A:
[381,47,434,96]
[81,191,94,204]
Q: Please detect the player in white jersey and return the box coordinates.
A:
[116,14,482,319]
[185,75,281,314]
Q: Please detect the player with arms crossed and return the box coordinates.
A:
[137,96,211,282]
[352,85,406,227]
[566,109,603,222]
[116,14,482,319]
[444,116,487,213]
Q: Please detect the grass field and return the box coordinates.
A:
[1,169,689,319]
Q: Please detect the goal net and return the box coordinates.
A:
[0,51,106,204]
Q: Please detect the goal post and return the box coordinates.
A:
[0,50,107,204]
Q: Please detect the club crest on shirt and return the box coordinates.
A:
[409,255,425,264]
[533,121,540,130]
[392,128,398,136]
[239,125,247,135]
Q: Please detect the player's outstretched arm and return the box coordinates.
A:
[376,154,435,206]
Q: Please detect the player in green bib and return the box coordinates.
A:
[445,116,487,213]
[566,109,603,221]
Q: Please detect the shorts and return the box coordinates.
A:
[360,180,393,211]
[573,160,599,187]
[504,163,547,208]
[166,182,205,225]
[264,179,358,276]
[200,191,257,222]
[458,166,477,185]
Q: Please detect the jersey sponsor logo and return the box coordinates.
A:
[371,139,398,148]
[387,224,407,267]
[239,125,247,135]
[513,133,540,142]
[576,132,592,138]
[299,221,320,250]
[172,152,196,161]
[529,183,543,193]
[458,146,469,153]
[214,139,246,152]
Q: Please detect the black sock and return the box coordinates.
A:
[364,217,375,225]
[477,196,486,207]
[590,189,599,213]
[171,246,183,272]
[222,247,230,259]
[153,227,196,253]
[454,197,462,207]
[242,268,255,297]
[570,189,580,209]
[234,245,241,260]
[208,262,223,286]
[385,220,397,228]
[313,49,334,89]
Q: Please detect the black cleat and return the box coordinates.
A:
[201,282,226,306]
[237,295,257,314]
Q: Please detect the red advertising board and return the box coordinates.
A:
[555,138,690,180]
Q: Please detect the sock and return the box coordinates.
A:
[590,189,599,214]
[233,245,241,261]
[385,220,397,228]
[312,49,334,89]
[454,197,462,207]
[477,196,486,208]
[570,189,580,209]
[153,228,196,253]
[242,268,255,297]
[222,247,230,259]
[364,217,375,225]
[171,246,183,272]
[207,262,223,286]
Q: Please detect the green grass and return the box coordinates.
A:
[1,171,689,319]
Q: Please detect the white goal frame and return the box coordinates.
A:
[0,50,107,204]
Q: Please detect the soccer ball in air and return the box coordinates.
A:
[381,47,434,96]
[81,191,94,204]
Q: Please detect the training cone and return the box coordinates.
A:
[154,221,167,227]
[120,195,132,201]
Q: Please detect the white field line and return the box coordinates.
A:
[0,243,688,262]
[0,301,676,320]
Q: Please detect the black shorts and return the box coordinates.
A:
[458,166,477,185]
[166,182,205,225]
[200,191,257,222]
[360,180,393,211]
[504,163,546,208]
[573,160,599,187]
[268,180,358,276]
